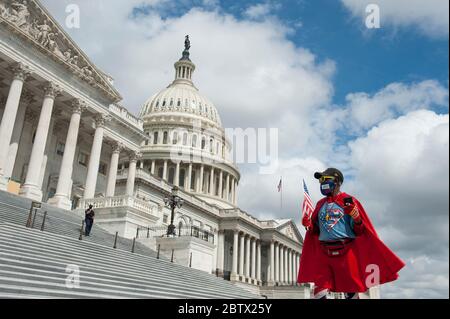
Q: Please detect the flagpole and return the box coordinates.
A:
[280,176,283,212]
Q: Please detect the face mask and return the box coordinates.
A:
[320,180,336,196]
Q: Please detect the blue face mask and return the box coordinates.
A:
[320,180,336,196]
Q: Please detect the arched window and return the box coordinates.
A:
[153,132,159,145]
[162,100,166,107]
[172,131,178,145]
[158,167,164,179]
[155,101,159,108]
[210,138,214,153]
[163,131,168,144]
[177,99,181,107]
[201,137,206,150]
[183,133,188,146]
[192,134,198,148]
[170,99,174,107]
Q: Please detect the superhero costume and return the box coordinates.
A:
[297,191,405,293]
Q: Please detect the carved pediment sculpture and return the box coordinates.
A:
[0,0,121,102]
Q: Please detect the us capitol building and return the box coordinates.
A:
[0,0,316,298]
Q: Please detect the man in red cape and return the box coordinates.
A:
[298,168,405,299]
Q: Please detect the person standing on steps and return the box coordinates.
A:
[298,168,405,299]
[84,204,95,236]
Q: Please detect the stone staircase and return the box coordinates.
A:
[0,191,161,258]
[0,191,260,299]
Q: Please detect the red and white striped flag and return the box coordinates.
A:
[302,179,314,219]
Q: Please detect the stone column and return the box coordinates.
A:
[150,160,156,175]
[4,93,33,178]
[38,113,58,192]
[256,240,261,283]
[83,114,108,199]
[284,247,288,284]
[162,160,168,181]
[217,230,225,276]
[234,179,238,205]
[187,163,192,191]
[251,238,256,280]
[274,242,280,284]
[295,252,299,285]
[289,250,293,285]
[199,164,204,193]
[48,100,85,209]
[218,170,223,199]
[20,83,61,201]
[0,63,30,189]
[209,167,215,196]
[231,230,239,280]
[239,233,245,277]
[268,240,275,286]
[126,151,140,196]
[292,251,296,285]
[230,178,235,203]
[225,174,230,201]
[245,235,251,278]
[174,161,180,187]
[105,142,122,197]
[279,245,285,285]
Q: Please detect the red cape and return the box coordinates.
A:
[297,192,405,291]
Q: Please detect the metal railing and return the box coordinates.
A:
[136,225,215,244]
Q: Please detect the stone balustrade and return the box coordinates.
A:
[78,195,157,216]
[109,103,143,130]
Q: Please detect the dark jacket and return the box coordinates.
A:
[85,208,95,220]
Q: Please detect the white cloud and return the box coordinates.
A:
[345,109,449,298]
[244,3,276,20]
[344,80,449,132]
[341,0,449,38]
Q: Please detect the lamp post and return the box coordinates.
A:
[164,186,184,237]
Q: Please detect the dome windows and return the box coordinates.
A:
[192,134,198,148]
[201,136,206,150]
[153,132,159,144]
[163,131,169,144]
[172,131,179,145]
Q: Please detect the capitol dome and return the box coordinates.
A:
[139,42,222,129]
[137,36,240,209]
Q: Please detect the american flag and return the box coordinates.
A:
[302,179,314,219]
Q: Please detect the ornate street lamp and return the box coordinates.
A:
[164,186,184,237]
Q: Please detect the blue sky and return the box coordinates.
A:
[135,0,449,107]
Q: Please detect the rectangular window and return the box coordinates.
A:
[163,214,169,224]
[98,162,108,175]
[56,142,65,156]
[78,152,89,167]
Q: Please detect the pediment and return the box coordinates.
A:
[0,0,121,102]
[278,221,303,244]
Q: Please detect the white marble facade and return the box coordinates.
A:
[0,0,306,295]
